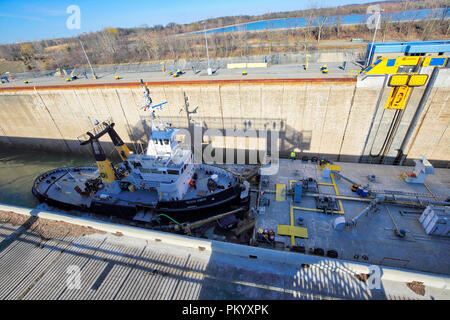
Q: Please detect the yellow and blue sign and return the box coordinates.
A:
[422,57,447,67]
[388,74,429,87]
[363,56,422,75]
[408,74,429,87]
[364,56,448,76]
[385,86,411,110]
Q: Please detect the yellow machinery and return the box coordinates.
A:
[105,122,131,161]
[79,121,132,184]
[96,157,116,183]
[80,132,116,184]
[114,143,131,161]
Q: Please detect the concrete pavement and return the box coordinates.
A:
[0,62,361,88]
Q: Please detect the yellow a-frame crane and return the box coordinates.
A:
[79,121,131,184]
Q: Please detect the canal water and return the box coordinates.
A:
[0,149,95,208]
[199,8,449,34]
[0,148,254,243]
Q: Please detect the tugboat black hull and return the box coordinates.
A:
[32,166,250,224]
[88,183,248,222]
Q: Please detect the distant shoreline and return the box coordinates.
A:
[180,7,449,36]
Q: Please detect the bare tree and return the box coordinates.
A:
[304,15,315,47]
[316,15,328,43]
[421,7,439,40]
[336,14,342,39]
[380,13,393,42]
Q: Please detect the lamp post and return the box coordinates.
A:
[366,9,383,67]
[78,36,97,79]
[305,54,311,71]
[366,8,383,66]
[202,21,212,75]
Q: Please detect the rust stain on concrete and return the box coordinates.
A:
[0,77,356,92]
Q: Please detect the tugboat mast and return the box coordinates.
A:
[139,79,169,132]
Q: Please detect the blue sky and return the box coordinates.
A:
[0,0,381,44]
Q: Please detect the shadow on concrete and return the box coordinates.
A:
[1,112,449,168]
[196,243,389,300]
[0,222,395,300]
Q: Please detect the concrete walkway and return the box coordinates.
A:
[0,62,358,89]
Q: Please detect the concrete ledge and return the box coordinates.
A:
[0,77,356,92]
[1,203,449,290]
[0,203,212,252]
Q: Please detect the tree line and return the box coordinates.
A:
[0,0,448,72]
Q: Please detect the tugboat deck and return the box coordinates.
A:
[35,164,237,206]
[34,167,97,207]
[183,166,236,200]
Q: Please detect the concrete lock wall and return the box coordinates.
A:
[0,76,449,167]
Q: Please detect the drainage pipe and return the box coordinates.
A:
[182,207,246,232]
[398,67,440,166]
[332,171,360,186]
[359,74,389,163]
[347,196,384,227]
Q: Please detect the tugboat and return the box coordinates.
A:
[32,81,250,224]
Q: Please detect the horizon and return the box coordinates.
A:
[0,0,385,44]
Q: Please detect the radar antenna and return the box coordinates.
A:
[139,79,170,131]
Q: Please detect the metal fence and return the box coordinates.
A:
[4,48,365,81]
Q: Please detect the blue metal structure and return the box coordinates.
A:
[293,182,302,203]
[366,40,450,65]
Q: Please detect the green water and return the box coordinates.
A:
[0,149,95,208]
